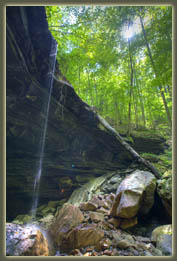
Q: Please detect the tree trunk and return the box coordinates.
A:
[134,69,146,128]
[139,14,172,128]
[127,37,134,135]
[96,113,161,179]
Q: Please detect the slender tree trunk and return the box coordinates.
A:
[93,77,98,107]
[132,89,138,130]
[78,66,81,95]
[114,100,122,128]
[167,85,172,98]
[127,37,134,135]
[139,14,172,128]
[87,69,94,105]
[95,113,160,179]
[134,69,146,128]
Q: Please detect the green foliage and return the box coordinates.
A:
[45,6,172,134]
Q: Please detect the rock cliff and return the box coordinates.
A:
[6,6,165,220]
[6,6,135,220]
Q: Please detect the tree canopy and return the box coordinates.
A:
[46,5,172,135]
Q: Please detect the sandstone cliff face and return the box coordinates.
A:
[6,6,136,220]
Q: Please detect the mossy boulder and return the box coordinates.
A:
[157,170,172,217]
[151,224,172,241]
[151,225,172,256]
[12,214,33,224]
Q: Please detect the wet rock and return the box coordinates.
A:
[112,229,135,249]
[49,203,84,247]
[104,193,115,207]
[157,171,172,217]
[79,201,98,211]
[88,211,105,223]
[12,214,33,224]
[83,252,92,256]
[151,225,172,255]
[103,249,113,255]
[112,248,119,256]
[108,217,120,228]
[117,239,131,249]
[98,220,114,230]
[90,195,110,209]
[97,238,112,251]
[40,206,56,215]
[97,207,109,214]
[47,200,61,208]
[70,249,83,256]
[68,172,116,206]
[6,223,49,256]
[110,170,156,218]
[135,236,151,243]
[157,234,172,255]
[120,216,138,229]
[60,223,104,252]
[151,224,172,241]
[144,250,153,256]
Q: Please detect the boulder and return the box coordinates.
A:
[96,238,112,251]
[47,200,61,208]
[151,224,172,241]
[110,170,156,218]
[12,214,33,224]
[90,195,110,209]
[108,217,120,228]
[60,223,104,252]
[88,212,105,223]
[6,223,49,256]
[120,216,138,229]
[156,234,172,256]
[49,203,84,247]
[79,201,98,211]
[157,170,172,217]
[151,224,172,255]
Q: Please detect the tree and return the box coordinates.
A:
[46,5,172,133]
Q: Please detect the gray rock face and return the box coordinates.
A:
[156,234,172,256]
[151,224,172,256]
[110,170,156,218]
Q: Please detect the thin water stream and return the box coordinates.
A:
[31,39,58,219]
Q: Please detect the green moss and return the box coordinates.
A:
[141,153,159,162]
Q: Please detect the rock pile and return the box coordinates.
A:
[8,169,172,256]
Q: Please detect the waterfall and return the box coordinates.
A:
[31,39,58,219]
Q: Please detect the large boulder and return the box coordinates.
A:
[60,223,104,253]
[6,223,49,256]
[110,170,156,218]
[151,225,172,256]
[157,170,172,217]
[49,204,84,247]
[151,224,172,241]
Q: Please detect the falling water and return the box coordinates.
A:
[31,39,58,219]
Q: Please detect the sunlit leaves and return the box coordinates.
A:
[46,5,172,131]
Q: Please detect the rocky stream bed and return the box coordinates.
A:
[6,169,172,256]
